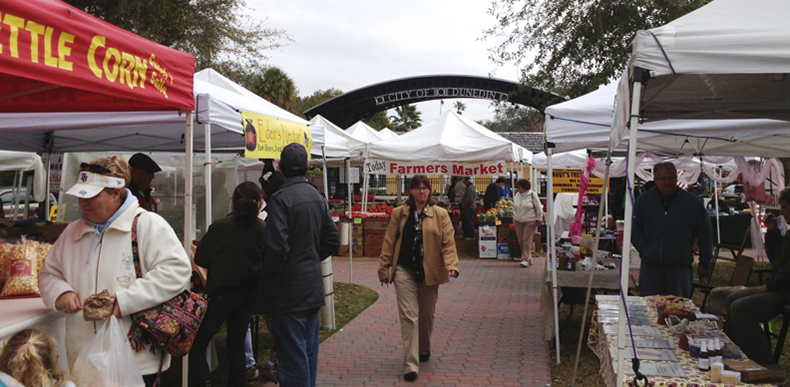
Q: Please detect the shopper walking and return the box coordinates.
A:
[378,174,460,382]
[513,179,543,267]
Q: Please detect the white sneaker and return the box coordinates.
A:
[520,260,529,267]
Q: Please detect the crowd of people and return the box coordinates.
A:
[6,153,786,386]
[31,144,340,387]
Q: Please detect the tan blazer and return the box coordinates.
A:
[378,204,460,286]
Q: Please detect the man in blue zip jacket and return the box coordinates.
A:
[632,162,712,298]
[260,143,340,387]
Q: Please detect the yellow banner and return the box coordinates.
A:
[551,169,603,194]
[242,111,312,159]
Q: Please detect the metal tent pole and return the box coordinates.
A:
[617,75,645,387]
[547,146,561,364]
[182,111,194,387]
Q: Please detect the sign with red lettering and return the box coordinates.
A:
[363,159,506,176]
[0,0,194,112]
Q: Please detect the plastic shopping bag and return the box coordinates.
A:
[71,316,145,387]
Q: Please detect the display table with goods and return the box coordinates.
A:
[588,294,785,386]
[542,245,640,341]
[0,239,68,370]
[333,206,394,257]
[478,198,514,259]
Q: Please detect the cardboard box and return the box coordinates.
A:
[496,225,510,243]
[479,225,497,259]
[351,236,363,246]
[365,219,389,230]
[497,243,510,260]
[724,359,786,383]
[352,224,364,236]
[352,245,363,256]
[364,234,384,247]
[364,245,381,257]
[337,245,349,255]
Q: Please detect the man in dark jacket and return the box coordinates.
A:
[483,179,500,210]
[726,188,790,368]
[261,143,340,387]
[632,162,712,298]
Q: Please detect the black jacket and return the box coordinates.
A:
[259,176,340,314]
[484,183,500,210]
[195,215,266,296]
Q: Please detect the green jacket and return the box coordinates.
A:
[632,187,712,268]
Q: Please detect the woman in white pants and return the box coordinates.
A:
[513,179,543,267]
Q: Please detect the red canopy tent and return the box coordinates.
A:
[0,3,196,382]
[0,0,194,112]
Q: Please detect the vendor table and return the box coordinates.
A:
[542,263,639,340]
[0,298,68,371]
[589,297,773,386]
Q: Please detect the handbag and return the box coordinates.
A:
[127,213,208,358]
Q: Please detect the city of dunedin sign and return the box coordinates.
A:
[374,88,509,105]
[304,75,565,128]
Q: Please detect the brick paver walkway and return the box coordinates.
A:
[314,257,551,386]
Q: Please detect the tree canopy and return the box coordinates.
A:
[295,88,344,118]
[478,105,542,133]
[391,105,422,132]
[66,0,290,79]
[485,0,711,97]
[249,67,298,112]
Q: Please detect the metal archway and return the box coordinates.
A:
[304,75,566,128]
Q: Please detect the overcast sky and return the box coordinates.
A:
[247,0,526,125]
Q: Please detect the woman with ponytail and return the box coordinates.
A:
[0,329,74,387]
[189,181,267,387]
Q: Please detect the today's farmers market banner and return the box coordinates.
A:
[363,159,507,176]
[242,111,312,159]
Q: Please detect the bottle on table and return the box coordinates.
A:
[698,341,710,371]
[714,339,722,363]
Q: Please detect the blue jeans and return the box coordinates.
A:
[189,290,256,387]
[461,206,474,238]
[271,308,321,387]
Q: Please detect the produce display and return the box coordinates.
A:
[0,239,52,297]
[481,198,514,223]
[332,202,395,219]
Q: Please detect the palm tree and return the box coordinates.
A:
[391,104,422,132]
[250,67,298,112]
[453,101,467,115]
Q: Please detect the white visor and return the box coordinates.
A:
[66,171,126,199]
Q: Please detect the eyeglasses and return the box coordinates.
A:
[411,187,430,192]
[80,162,112,175]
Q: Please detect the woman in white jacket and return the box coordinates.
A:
[513,179,544,267]
[39,156,191,387]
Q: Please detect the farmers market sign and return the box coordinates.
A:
[363,159,507,176]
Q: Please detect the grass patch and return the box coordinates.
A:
[160,282,378,386]
[549,254,790,386]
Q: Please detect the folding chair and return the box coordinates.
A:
[692,256,754,314]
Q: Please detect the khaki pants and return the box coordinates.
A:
[514,220,539,262]
[394,265,439,373]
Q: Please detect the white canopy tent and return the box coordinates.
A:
[346,121,386,143]
[547,82,790,157]
[607,0,790,384]
[309,115,367,161]
[361,110,532,164]
[379,128,399,140]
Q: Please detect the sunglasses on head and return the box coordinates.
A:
[80,162,112,175]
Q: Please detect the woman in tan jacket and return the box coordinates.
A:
[378,175,460,382]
